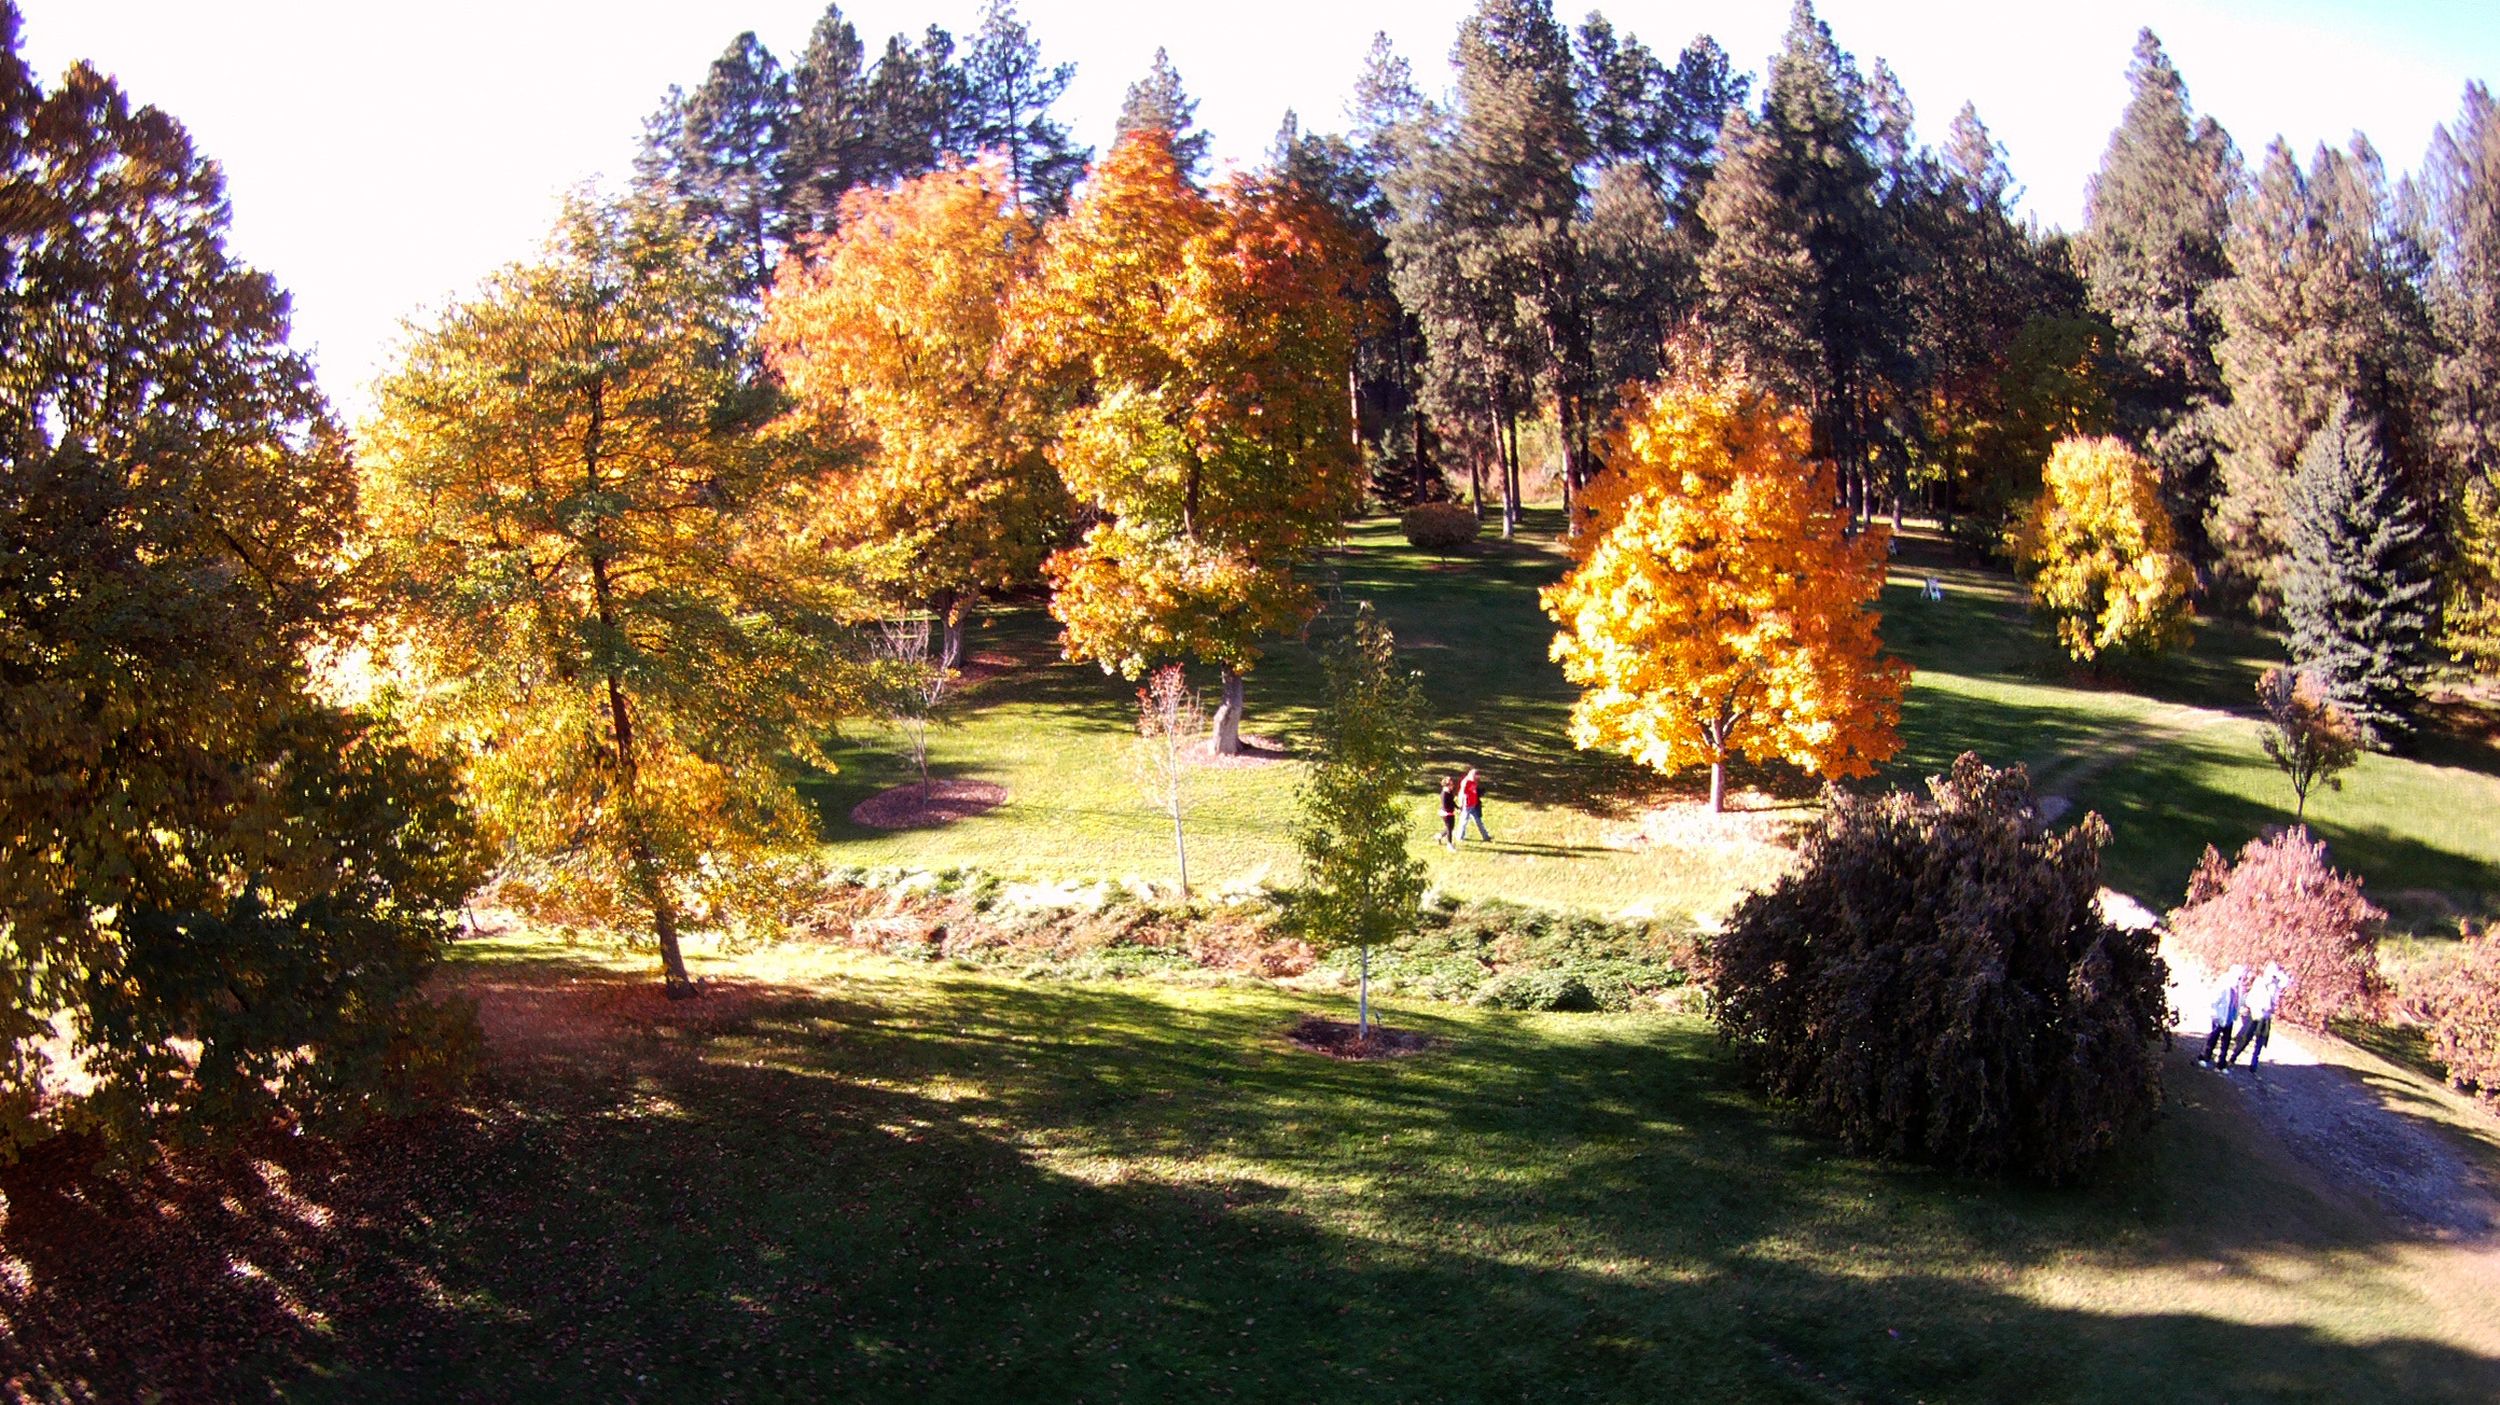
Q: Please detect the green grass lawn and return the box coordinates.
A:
[804,509,2500,933]
[25,935,2493,1401]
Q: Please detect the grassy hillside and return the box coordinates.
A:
[19,935,2493,1401]
[802,510,2500,932]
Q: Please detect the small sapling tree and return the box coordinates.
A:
[1292,605,1428,1039]
[1128,665,1204,899]
[2255,665,2362,820]
[874,617,957,801]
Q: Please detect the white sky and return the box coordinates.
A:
[21,1,2500,416]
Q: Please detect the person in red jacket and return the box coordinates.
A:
[1459,767,1490,843]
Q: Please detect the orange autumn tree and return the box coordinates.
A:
[761,162,1067,668]
[1542,370,1907,811]
[1017,129,1363,753]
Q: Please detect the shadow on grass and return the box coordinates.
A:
[8,952,2496,1402]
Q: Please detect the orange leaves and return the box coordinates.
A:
[761,161,1063,600]
[1541,370,1905,805]
[2009,436,2195,665]
[1016,130,1365,677]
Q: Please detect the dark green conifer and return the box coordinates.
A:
[956,0,1087,214]
[2283,400,2438,742]
[1114,47,1211,179]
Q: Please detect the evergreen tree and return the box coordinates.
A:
[2078,29,2239,566]
[1580,160,1678,398]
[1699,0,1908,517]
[1658,36,1747,212]
[675,32,792,294]
[1292,604,1429,1039]
[957,0,1088,215]
[2282,400,2438,743]
[2212,137,2434,610]
[2421,83,2500,665]
[1115,46,1211,180]
[782,5,873,240]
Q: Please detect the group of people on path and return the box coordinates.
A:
[1436,768,1489,849]
[2201,961,2294,1073]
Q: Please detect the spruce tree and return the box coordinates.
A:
[957,0,1087,215]
[2283,400,2437,743]
[2078,29,2239,566]
[2212,137,2434,610]
[1114,47,1211,180]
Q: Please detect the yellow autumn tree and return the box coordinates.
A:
[362,197,873,995]
[2009,435,2197,666]
[1541,371,1906,812]
[760,162,1067,667]
[1016,129,1363,753]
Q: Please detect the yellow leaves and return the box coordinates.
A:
[1542,370,1905,793]
[2010,436,2196,664]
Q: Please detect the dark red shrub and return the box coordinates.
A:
[2168,826,2385,1027]
[2418,934,2500,1106]
[1708,753,2169,1183]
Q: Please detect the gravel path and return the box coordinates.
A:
[2164,943,2500,1240]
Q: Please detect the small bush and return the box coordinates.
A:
[2413,935,2500,1106]
[2168,826,2386,1027]
[1471,970,1598,1012]
[1402,502,1480,556]
[1709,753,2169,1183]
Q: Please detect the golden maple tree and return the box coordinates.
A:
[760,161,1067,666]
[1541,370,1906,811]
[1016,129,1363,752]
[362,198,871,994]
[2009,435,2196,666]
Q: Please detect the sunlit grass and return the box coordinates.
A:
[802,511,2500,933]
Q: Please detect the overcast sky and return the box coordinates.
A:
[20,0,2500,415]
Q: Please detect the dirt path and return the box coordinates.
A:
[2032,698,2229,825]
[2163,945,2500,1242]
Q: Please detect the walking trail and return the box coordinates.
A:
[2043,700,2500,1243]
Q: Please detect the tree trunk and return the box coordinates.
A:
[932,588,965,673]
[1210,668,1246,756]
[1500,414,1520,540]
[1414,412,1435,504]
[1709,758,1726,814]
[1359,944,1372,1039]
[1171,790,1190,900]
[1890,456,1907,534]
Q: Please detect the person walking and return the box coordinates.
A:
[2229,962,2292,1073]
[1437,775,1459,849]
[1459,767,1490,843]
[2200,964,2246,1068]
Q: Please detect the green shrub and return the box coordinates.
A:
[1471,970,1598,1012]
[1401,502,1480,556]
[1709,754,2169,1183]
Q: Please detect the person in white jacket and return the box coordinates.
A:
[2226,962,2293,1071]
[2200,964,2247,1067]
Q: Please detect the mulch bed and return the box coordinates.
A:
[849,779,1008,829]
[1284,1015,1435,1061]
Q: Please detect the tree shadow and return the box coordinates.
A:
[10,954,2497,1401]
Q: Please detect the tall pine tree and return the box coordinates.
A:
[1115,47,1211,181]
[957,0,1088,215]
[2078,29,2238,567]
[2211,137,2433,610]
[1699,0,1908,517]
[674,33,791,294]
[2282,400,2437,743]
[2421,83,2500,666]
